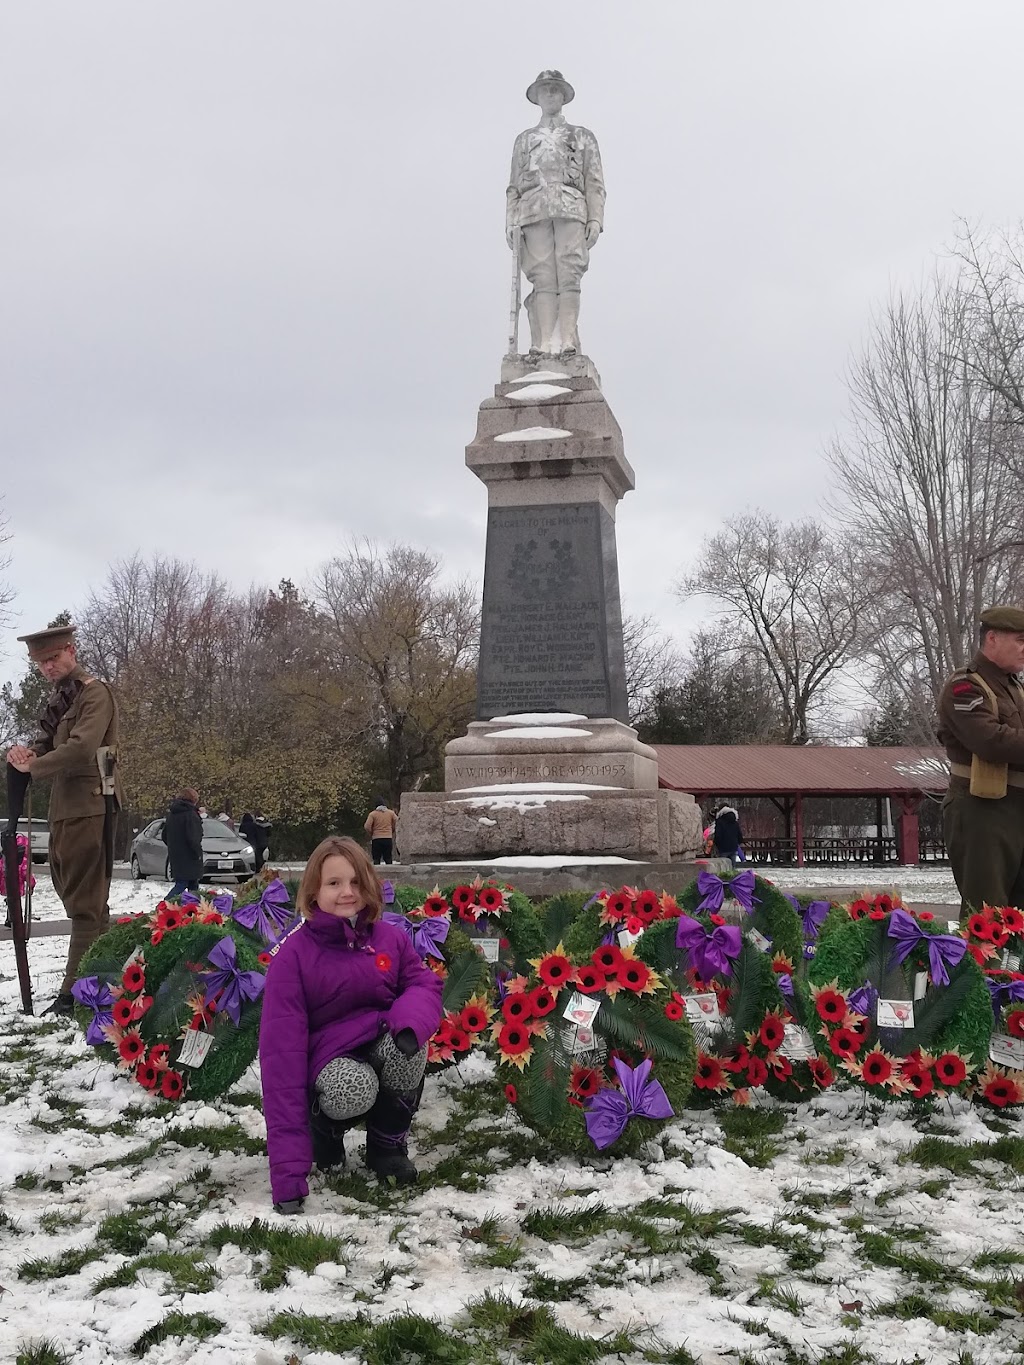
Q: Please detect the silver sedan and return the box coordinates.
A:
[129,817,256,883]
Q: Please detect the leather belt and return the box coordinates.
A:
[949,761,1024,789]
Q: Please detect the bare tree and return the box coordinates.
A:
[680,513,866,744]
[621,610,680,727]
[828,270,1024,732]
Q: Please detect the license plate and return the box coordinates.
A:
[217,859,234,870]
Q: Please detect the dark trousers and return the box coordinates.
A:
[371,838,394,865]
[253,845,266,873]
[168,877,200,899]
[50,814,111,993]
[943,781,1024,915]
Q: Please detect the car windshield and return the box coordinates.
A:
[202,819,237,840]
[17,819,48,831]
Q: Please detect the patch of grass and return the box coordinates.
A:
[633,1197,741,1240]
[857,1231,953,1286]
[18,1246,104,1282]
[521,1201,613,1241]
[260,1310,370,1354]
[37,1210,80,1235]
[688,1248,723,1288]
[874,1293,998,1335]
[93,1251,215,1296]
[903,1134,1024,1177]
[206,1217,350,1290]
[13,1173,39,1190]
[522,1272,589,1301]
[717,1107,786,1168]
[477,1241,525,1268]
[130,1311,223,1358]
[15,1343,70,1365]
[972,1247,1024,1269]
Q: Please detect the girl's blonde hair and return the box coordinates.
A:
[297,835,383,921]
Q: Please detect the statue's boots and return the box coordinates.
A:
[365,1084,421,1185]
[527,290,559,354]
[558,290,581,354]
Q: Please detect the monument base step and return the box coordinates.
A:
[373,857,728,899]
[397,786,703,865]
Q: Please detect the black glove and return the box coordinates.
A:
[393,1028,419,1058]
[273,1198,305,1215]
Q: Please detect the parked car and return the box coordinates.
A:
[16,819,49,864]
[129,817,256,882]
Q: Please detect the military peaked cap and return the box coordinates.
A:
[526,70,575,105]
[980,605,1024,633]
[17,624,77,658]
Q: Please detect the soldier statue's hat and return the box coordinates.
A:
[17,623,77,659]
[980,605,1024,633]
[526,70,575,105]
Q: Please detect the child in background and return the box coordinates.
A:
[259,835,443,1212]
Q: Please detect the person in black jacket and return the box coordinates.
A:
[712,806,744,866]
[163,787,204,897]
[239,810,272,872]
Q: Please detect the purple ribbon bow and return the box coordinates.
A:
[230,879,296,944]
[381,880,395,905]
[888,909,967,988]
[382,910,450,961]
[695,869,759,914]
[988,976,1024,1019]
[802,900,831,942]
[201,937,265,1025]
[676,915,742,981]
[776,972,794,1003]
[180,889,235,915]
[70,976,115,1045]
[847,984,875,1016]
[584,1057,674,1151]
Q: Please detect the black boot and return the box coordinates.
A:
[364,1084,421,1185]
[310,1101,348,1172]
[44,992,75,1018]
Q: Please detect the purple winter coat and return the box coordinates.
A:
[259,906,443,1204]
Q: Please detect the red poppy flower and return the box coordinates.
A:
[605,891,633,920]
[122,962,146,994]
[527,986,556,1017]
[569,1065,602,1097]
[155,905,185,931]
[917,911,934,922]
[808,1057,834,1089]
[967,913,992,941]
[450,886,475,911]
[829,1027,861,1058]
[984,1076,1020,1107]
[934,1053,968,1087]
[771,1056,793,1082]
[537,953,573,988]
[160,1070,184,1101]
[502,993,533,1023]
[758,1013,786,1050]
[622,915,643,936]
[592,944,624,975]
[375,953,392,972]
[116,916,134,925]
[1007,1008,1024,1039]
[848,899,870,919]
[574,964,605,994]
[478,886,504,912]
[619,959,653,993]
[1001,908,1024,934]
[497,1023,530,1056]
[459,1004,489,1034]
[694,1054,728,1091]
[664,1000,684,1020]
[200,910,225,925]
[746,1056,769,1087]
[967,943,988,966]
[708,912,725,927]
[901,1062,933,1099]
[861,1050,893,1085]
[991,926,1012,949]
[633,890,661,924]
[149,1044,170,1070]
[814,988,847,1023]
[447,1027,471,1053]
[723,1043,750,1073]
[504,1083,518,1104]
[868,909,887,921]
[876,894,894,914]
[131,995,153,1021]
[258,952,271,967]
[150,930,164,945]
[118,1031,145,1065]
[136,1062,160,1090]
[421,895,450,917]
[112,998,134,1028]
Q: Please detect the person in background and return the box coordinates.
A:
[217,808,236,831]
[163,787,204,899]
[364,799,398,865]
[259,835,443,1211]
[240,810,272,872]
[712,806,744,866]
[198,804,208,818]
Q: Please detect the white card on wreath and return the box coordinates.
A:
[747,928,771,953]
[571,1025,597,1054]
[876,998,915,1029]
[913,971,928,1001]
[178,1029,215,1068]
[780,1024,816,1061]
[562,992,600,1029]
[683,993,721,1024]
[617,928,642,950]
[990,1034,1024,1069]
[947,919,961,934]
[476,938,500,963]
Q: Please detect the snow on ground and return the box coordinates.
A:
[761,864,960,904]
[5,875,1013,1365]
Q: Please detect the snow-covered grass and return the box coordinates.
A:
[6,880,1022,1364]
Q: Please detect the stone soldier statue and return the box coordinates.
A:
[5,624,123,1013]
[937,605,1024,916]
[506,70,606,357]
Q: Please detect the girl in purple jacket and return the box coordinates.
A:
[259,836,443,1212]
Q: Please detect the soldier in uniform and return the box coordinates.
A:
[937,605,1024,916]
[506,70,606,357]
[5,624,123,1013]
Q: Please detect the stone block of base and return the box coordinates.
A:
[445,717,659,791]
[397,787,702,864]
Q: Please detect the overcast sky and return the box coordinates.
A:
[2,2,1021,690]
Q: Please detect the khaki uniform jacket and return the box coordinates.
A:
[937,651,1024,776]
[31,666,124,820]
[364,808,397,839]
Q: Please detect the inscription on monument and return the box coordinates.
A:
[476,502,627,720]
